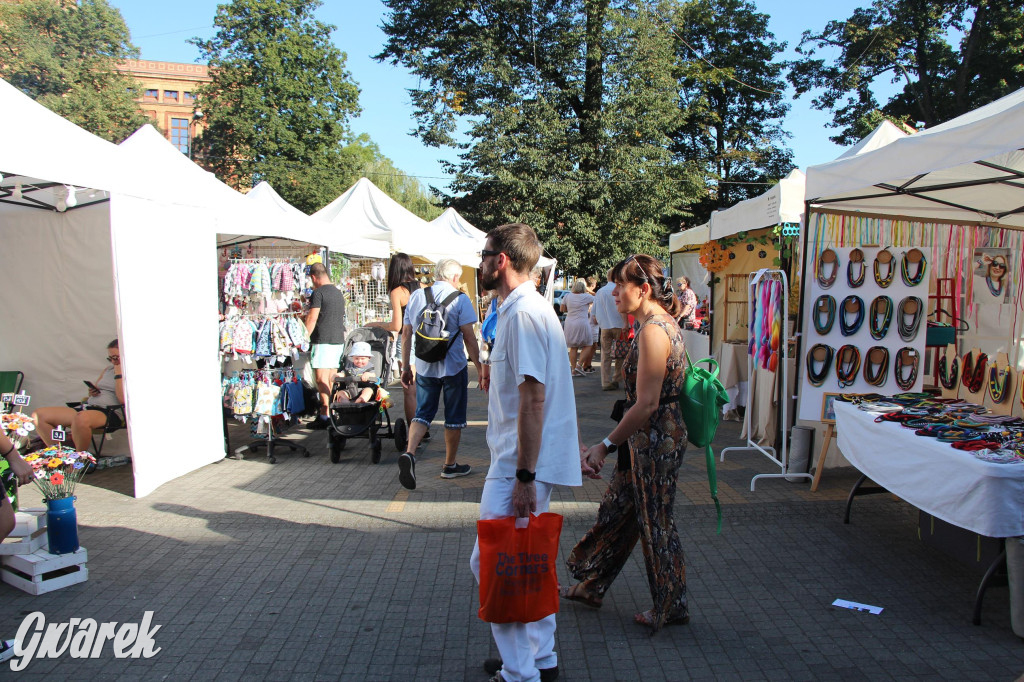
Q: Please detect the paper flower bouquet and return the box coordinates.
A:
[22,446,96,501]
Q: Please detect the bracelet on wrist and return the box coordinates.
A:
[1,442,15,457]
[114,374,123,379]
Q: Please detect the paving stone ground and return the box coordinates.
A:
[2,364,1023,680]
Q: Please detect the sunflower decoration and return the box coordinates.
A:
[699,240,729,273]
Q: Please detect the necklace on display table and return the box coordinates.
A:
[938,354,959,390]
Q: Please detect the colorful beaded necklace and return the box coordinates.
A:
[961,351,988,393]
[893,347,919,391]
[868,296,893,340]
[847,248,865,288]
[817,248,838,289]
[805,344,834,388]
[900,249,927,286]
[863,346,890,387]
[840,295,865,336]
[989,365,1012,403]
[897,296,923,342]
[836,344,861,388]
[937,354,959,390]
[813,295,836,335]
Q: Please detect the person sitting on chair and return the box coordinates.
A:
[332,342,378,405]
[33,339,124,452]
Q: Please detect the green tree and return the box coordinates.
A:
[377,0,702,276]
[0,0,150,142]
[789,0,1024,145]
[668,0,794,225]
[192,0,361,213]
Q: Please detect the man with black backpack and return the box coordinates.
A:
[398,258,482,489]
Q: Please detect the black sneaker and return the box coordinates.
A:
[484,659,558,682]
[398,453,416,490]
[307,417,330,430]
[440,462,472,479]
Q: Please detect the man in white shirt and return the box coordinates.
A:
[399,258,482,489]
[593,270,629,391]
[471,223,583,682]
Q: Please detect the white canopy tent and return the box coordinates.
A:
[240,181,388,258]
[805,88,1024,227]
[668,222,709,253]
[709,169,806,239]
[0,80,346,497]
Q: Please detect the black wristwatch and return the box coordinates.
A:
[515,468,536,483]
[602,437,618,454]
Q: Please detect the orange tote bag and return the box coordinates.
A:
[477,513,563,623]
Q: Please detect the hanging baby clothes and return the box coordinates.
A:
[254,382,281,416]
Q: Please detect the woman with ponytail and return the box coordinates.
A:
[561,253,690,632]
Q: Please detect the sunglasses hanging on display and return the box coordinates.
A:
[836,344,861,388]
[894,347,919,391]
[817,248,839,289]
[868,296,893,340]
[806,344,834,387]
[813,295,836,335]
[989,364,1012,403]
[873,248,895,288]
[938,354,959,390]
[901,248,927,287]
[863,346,890,387]
[897,296,923,342]
[847,248,865,288]
[839,295,865,336]
[961,351,988,393]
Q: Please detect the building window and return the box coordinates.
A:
[143,89,158,102]
[164,90,179,103]
[184,91,196,102]
[170,117,190,155]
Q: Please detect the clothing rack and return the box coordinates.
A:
[227,311,303,318]
[229,369,309,464]
[720,269,811,489]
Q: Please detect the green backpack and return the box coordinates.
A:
[679,351,729,533]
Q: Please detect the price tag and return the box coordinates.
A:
[13,394,30,407]
[51,426,66,442]
[0,394,12,405]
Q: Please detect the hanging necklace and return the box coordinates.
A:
[989,364,1012,403]
[961,351,988,393]
[897,296,923,342]
[900,248,927,286]
[806,344,834,388]
[868,296,893,340]
[847,248,865,288]
[813,295,836,335]
[987,275,1004,297]
[894,347,919,391]
[839,295,865,336]
[938,354,959,390]
[817,248,838,289]
[873,248,895,288]
[836,344,861,388]
[863,346,890,387]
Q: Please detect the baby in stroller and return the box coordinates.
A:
[327,327,407,463]
[332,341,378,405]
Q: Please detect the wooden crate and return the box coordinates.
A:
[0,529,47,556]
[1,547,88,595]
[10,508,45,538]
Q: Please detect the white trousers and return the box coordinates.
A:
[470,478,557,682]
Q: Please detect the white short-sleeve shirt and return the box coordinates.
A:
[592,281,623,329]
[404,281,478,378]
[486,282,583,487]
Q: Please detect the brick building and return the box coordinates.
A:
[116,59,210,156]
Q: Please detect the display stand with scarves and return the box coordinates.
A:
[721,269,811,489]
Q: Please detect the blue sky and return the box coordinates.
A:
[113,0,894,191]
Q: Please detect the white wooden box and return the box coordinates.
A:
[1,547,88,595]
[0,529,47,556]
[10,508,45,538]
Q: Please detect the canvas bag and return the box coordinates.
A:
[477,513,562,624]
[679,350,729,533]
[414,287,464,363]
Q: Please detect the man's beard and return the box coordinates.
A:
[480,269,499,291]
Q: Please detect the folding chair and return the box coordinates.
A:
[90,405,127,458]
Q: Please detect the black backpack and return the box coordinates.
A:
[414,287,464,363]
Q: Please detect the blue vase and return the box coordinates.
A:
[46,496,79,555]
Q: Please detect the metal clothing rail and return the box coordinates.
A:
[720,269,812,490]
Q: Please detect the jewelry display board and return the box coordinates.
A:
[797,246,930,422]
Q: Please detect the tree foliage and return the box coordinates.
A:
[0,0,151,142]
[789,0,1024,145]
[192,0,361,213]
[378,0,703,276]
[668,0,794,225]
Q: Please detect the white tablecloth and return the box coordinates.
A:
[835,401,1024,537]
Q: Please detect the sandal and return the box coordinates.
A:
[558,583,603,609]
[634,609,690,629]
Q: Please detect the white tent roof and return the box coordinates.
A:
[241,181,388,258]
[668,223,710,252]
[313,177,435,253]
[834,120,908,159]
[806,87,1024,227]
[709,169,806,240]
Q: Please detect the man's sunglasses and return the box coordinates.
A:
[479,249,502,259]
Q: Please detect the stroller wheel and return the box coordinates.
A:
[371,436,383,464]
[394,418,408,452]
[329,434,346,463]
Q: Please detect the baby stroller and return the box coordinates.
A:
[326,326,409,463]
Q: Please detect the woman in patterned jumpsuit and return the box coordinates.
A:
[563,253,689,632]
